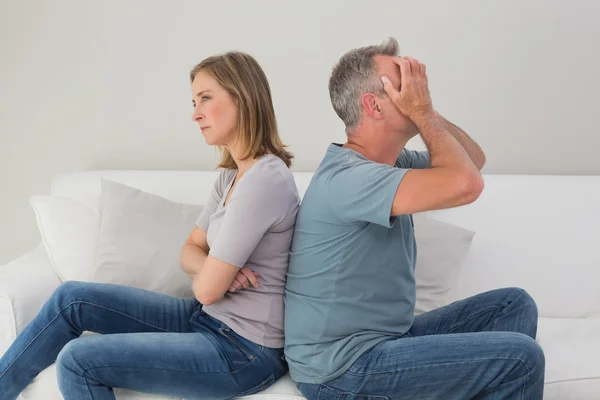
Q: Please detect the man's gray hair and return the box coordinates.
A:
[329,37,399,134]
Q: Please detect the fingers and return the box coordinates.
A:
[231,277,245,290]
[398,57,413,90]
[228,282,239,293]
[381,75,397,99]
[393,56,427,80]
[419,62,426,78]
[240,267,260,288]
[408,57,420,77]
[228,267,261,293]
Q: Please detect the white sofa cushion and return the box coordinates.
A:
[91,179,202,298]
[36,171,476,314]
[30,196,100,282]
[0,245,61,357]
[424,175,600,318]
[537,317,600,399]
[412,214,475,314]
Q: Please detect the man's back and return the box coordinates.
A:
[284,143,429,384]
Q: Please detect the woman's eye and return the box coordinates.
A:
[201,96,210,101]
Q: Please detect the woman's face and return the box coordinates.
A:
[191,71,239,147]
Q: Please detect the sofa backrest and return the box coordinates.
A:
[50,171,600,318]
[424,175,600,319]
[50,170,315,207]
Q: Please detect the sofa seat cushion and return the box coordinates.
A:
[21,318,600,399]
[538,317,600,400]
[21,363,304,400]
[21,331,305,399]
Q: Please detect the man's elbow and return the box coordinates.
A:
[475,151,487,171]
[457,172,484,205]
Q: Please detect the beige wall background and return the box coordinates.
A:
[1,0,599,265]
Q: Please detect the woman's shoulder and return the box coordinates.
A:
[213,168,236,196]
[252,154,294,182]
[244,155,298,198]
[217,167,237,181]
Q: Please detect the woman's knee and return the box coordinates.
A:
[51,281,95,307]
[56,338,87,380]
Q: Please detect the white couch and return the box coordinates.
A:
[1,170,599,399]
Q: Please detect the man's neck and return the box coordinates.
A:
[342,129,409,166]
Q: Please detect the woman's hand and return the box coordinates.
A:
[228,267,260,293]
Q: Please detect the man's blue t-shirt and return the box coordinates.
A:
[284,143,430,384]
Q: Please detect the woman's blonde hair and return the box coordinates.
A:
[190,52,293,169]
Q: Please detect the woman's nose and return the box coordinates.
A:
[191,110,203,123]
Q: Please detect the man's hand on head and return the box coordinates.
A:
[381,56,435,122]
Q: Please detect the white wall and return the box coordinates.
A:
[1,0,599,265]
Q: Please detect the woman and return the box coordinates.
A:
[0,52,299,400]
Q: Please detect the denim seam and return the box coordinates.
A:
[83,375,94,400]
[490,290,525,331]
[228,373,275,399]
[344,356,531,377]
[340,391,390,400]
[201,329,234,367]
[231,346,265,374]
[262,348,287,375]
[215,326,267,374]
[321,382,337,391]
[447,289,523,334]
[81,364,230,376]
[79,347,267,377]
[473,363,529,399]
[218,327,256,359]
[0,300,173,381]
[316,383,325,399]
[447,305,503,333]
[66,300,174,332]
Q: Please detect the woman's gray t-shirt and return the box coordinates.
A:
[195,154,300,348]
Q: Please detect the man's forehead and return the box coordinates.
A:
[374,55,401,86]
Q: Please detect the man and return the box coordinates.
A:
[284,38,545,399]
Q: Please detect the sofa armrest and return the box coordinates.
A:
[0,244,62,358]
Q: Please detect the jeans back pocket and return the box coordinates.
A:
[233,374,275,398]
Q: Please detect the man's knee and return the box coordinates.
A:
[501,287,538,319]
[506,333,545,379]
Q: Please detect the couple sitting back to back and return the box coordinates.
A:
[0,37,544,400]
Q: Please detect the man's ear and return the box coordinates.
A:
[361,93,384,119]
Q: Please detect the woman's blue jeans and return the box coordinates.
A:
[297,287,545,400]
[0,281,287,400]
